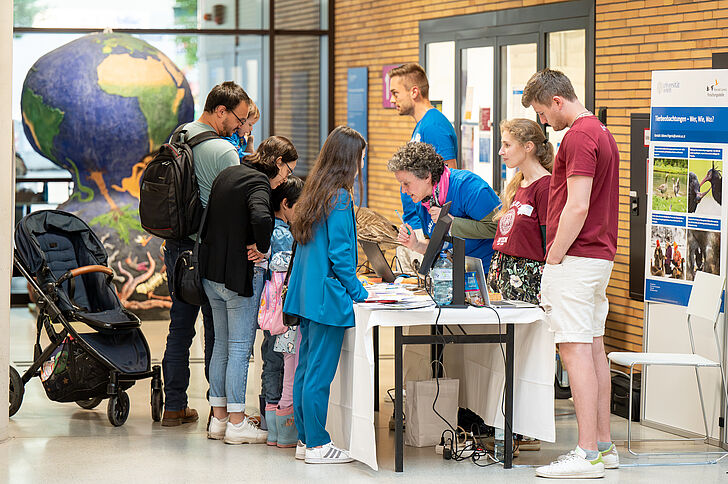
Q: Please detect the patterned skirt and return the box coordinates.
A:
[486,251,544,305]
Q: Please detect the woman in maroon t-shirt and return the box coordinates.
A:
[487,119,553,304]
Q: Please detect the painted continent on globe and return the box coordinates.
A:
[21,31,195,315]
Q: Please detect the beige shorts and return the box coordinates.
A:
[541,255,614,344]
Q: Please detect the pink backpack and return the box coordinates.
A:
[258,271,288,335]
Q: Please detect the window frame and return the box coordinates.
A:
[13,0,335,146]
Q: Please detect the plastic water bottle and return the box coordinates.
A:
[494,427,505,460]
[431,252,453,305]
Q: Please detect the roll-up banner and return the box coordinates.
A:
[645,70,727,306]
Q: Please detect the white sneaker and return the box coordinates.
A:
[223,417,268,444]
[305,442,354,464]
[295,440,306,460]
[600,443,619,469]
[207,416,228,440]
[535,448,605,479]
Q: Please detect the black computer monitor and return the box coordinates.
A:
[418,201,453,276]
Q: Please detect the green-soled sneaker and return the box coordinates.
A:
[600,443,619,469]
[535,448,605,479]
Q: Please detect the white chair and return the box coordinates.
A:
[607,271,728,456]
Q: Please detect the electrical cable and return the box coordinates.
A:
[389,253,404,273]
[423,279,453,434]
[421,255,516,468]
[482,304,518,462]
[386,387,405,421]
[424,274,498,466]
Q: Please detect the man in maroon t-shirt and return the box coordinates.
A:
[521,69,619,479]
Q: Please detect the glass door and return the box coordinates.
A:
[547,29,587,152]
[459,45,494,185]
[426,25,588,192]
[500,37,537,182]
[426,41,456,124]
[455,35,538,189]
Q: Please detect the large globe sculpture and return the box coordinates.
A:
[21,31,195,316]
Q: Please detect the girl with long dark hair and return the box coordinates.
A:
[283,126,369,464]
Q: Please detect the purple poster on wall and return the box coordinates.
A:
[382,64,400,108]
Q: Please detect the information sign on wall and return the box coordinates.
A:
[645,70,728,306]
[348,67,368,206]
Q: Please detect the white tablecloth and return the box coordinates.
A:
[325,303,555,471]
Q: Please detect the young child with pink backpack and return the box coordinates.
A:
[258,176,303,448]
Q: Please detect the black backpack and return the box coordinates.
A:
[139,125,219,240]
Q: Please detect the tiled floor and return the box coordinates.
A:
[3,307,728,483]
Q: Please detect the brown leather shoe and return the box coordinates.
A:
[161,407,199,427]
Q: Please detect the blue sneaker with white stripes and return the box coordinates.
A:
[305,442,354,464]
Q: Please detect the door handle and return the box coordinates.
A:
[629,190,639,216]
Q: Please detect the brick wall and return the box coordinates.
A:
[333,0,728,354]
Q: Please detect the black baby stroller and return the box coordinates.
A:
[9,210,163,426]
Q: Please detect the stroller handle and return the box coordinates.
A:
[56,265,114,286]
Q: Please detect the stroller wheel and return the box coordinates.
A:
[9,365,24,417]
[107,390,130,427]
[76,396,104,410]
[151,388,164,422]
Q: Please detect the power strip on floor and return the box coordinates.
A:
[436,440,474,457]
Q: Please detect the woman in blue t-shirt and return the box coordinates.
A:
[388,142,501,271]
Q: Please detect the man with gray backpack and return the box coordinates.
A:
[140,81,252,426]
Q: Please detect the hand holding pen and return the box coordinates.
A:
[395,209,417,249]
[395,209,410,235]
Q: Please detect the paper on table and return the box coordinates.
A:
[360,298,435,310]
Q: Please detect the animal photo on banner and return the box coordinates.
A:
[652,158,687,213]
[686,228,721,280]
[687,158,722,215]
[649,225,687,280]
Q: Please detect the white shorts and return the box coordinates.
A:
[540,255,614,344]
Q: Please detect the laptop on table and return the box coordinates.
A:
[465,256,536,308]
[359,240,398,283]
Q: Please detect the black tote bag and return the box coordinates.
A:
[173,205,209,306]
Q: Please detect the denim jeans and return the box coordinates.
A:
[162,238,214,412]
[260,330,284,405]
[204,268,264,413]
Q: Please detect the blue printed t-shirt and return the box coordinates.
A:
[401,108,458,229]
[269,218,294,272]
[411,169,500,271]
[222,132,249,160]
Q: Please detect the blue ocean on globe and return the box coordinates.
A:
[20,32,195,315]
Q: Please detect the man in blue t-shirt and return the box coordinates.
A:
[388,63,458,230]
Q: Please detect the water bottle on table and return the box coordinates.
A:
[431,252,453,305]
